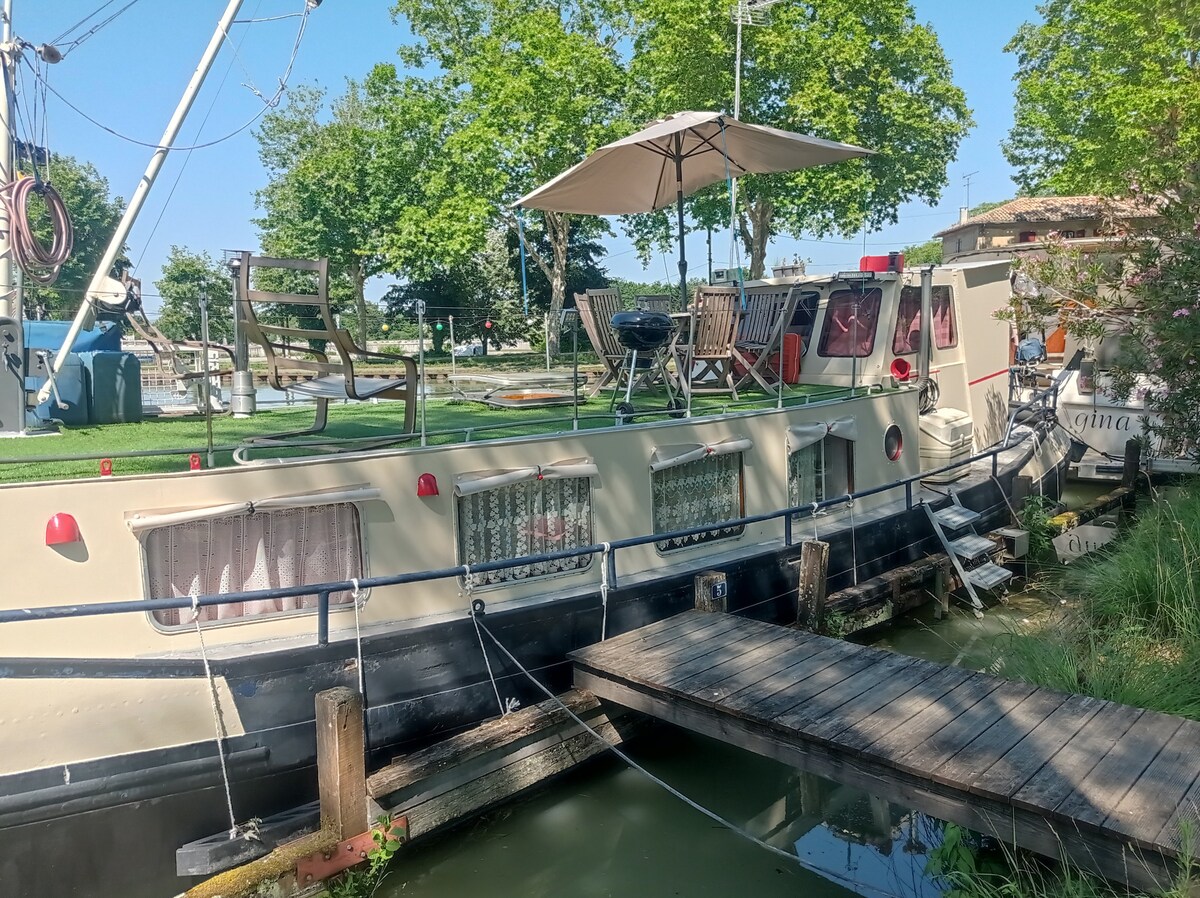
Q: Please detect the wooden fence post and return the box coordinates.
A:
[796,539,829,628]
[316,687,367,839]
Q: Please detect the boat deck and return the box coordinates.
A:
[0,382,877,483]
[572,611,1200,891]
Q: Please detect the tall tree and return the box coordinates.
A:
[18,151,125,320]
[1005,0,1200,194]
[387,0,633,351]
[153,246,234,343]
[384,229,531,354]
[628,0,972,278]
[255,85,384,344]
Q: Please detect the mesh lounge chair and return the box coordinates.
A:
[636,294,674,313]
[236,253,418,443]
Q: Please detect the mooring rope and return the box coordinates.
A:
[190,596,238,840]
[350,578,366,697]
[465,568,507,716]
[599,542,612,641]
[847,495,859,586]
[475,618,815,868]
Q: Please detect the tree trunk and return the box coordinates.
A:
[740,198,775,279]
[350,258,368,347]
[546,211,570,356]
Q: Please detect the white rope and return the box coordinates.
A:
[190,595,238,840]
[810,502,821,541]
[351,578,365,697]
[468,581,506,716]
[476,619,809,868]
[599,542,612,641]
[847,495,859,586]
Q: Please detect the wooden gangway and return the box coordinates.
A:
[571,611,1200,890]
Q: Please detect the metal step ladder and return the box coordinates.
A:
[924,492,1013,616]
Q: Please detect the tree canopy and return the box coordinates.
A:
[153,246,234,344]
[1005,0,1200,194]
[385,0,632,350]
[628,0,973,277]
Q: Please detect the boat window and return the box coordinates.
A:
[456,474,594,589]
[143,503,364,628]
[789,440,826,509]
[787,419,855,514]
[651,450,745,552]
[818,288,882,357]
[788,291,821,352]
[892,286,957,354]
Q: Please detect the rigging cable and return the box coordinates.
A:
[25,0,314,153]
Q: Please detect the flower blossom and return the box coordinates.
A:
[1174,308,1191,318]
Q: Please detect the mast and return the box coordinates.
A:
[0,0,15,320]
[41,0,248,400]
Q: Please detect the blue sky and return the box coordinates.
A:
[18,0,1041,315]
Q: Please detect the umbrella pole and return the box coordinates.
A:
[674,135,688,309]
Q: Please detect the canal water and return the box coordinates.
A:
[377,590,1063,898]
[375,484,1111,898]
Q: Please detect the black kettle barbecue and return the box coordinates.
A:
[608,310,684,422]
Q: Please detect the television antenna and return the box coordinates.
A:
[962,171,980,211]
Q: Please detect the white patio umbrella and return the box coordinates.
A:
[515,111,873,306]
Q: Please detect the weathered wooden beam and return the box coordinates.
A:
[367,689,600,800]
[796,539,829,628]
[315,687,367,840]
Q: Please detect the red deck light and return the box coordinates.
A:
[417,473,439,497]
[99,458,113,477]
[46,513,82,547]
[890,358,912,381]
[189,454,202,471]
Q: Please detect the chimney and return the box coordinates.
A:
[958,206,969,224]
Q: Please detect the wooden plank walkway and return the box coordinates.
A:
[571,611,1200,891]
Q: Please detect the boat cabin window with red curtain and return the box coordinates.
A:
[818,288,882,357]
[892,286,957,354]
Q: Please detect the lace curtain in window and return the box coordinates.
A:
[144,503,363,627]
[789,441,826,513]
[651,452,745,552]
[456,477,593,588]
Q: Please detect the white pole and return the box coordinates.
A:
[729,5,744,282]
[41,0,247,400]
[417,300,427,447]
[448,315,456,379]
[544,312,551,371]
[0,0,15,320]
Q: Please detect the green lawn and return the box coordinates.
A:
[0,383,861,483]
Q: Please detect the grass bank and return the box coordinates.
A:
[941,487,1200,898]
[1001,487,1200,720]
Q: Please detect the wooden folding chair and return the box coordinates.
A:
[672,286,741,400]
[734,284,801,392]
[236,253,418,443]
[574,289,626,398]
[636,294,674,313]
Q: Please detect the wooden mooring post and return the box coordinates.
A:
[796,539,829,628]
[694,570,728,613]
[1121,438,1141,489]
[315,687,367,839]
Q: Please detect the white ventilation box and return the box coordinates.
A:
[919,408,974,483]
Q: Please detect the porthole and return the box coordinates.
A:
[884,424,903,462]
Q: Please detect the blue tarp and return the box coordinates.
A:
[23,321,122,353]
